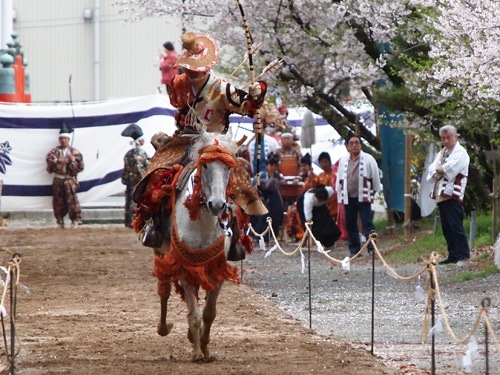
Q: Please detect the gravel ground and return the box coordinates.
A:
[242,238,500,375]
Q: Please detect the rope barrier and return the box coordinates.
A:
[248,216,500,363]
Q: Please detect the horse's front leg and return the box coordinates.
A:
[155,240,172,336]
[181,280,203,361]
[201,281,222,358]
[157,281,173,336]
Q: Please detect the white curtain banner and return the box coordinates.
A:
[0,95,177,211]
[0,95,342,212]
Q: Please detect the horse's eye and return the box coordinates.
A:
[203,164,208,169]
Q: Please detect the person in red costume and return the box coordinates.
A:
[159,41,179,93]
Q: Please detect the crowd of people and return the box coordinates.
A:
[44,31,471,264]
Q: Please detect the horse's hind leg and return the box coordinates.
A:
[182,281,203,361]
[201,282,222,358]
[157,281,173,336]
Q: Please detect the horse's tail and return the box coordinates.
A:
[494,233,500,271]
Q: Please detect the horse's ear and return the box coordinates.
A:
[226,126,233,140]
[200,126,211,144]
[235,135,248,147]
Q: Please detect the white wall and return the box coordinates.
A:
[12,0,182,102]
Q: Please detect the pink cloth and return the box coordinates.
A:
[161,51,179,84]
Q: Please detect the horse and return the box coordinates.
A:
[151,129,242,361]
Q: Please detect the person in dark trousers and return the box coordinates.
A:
[427,125,470,264]
[336,133,381,256]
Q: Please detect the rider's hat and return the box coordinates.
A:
[176,32,219,72]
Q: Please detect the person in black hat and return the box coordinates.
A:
[46,122,85,229]
[121,123,150,228]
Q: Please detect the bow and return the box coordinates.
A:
[235,0,263,185]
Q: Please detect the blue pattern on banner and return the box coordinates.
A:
[2,169,122,196]
[0,107,175,129]
[0,141,13,174]
[0,106,331,129]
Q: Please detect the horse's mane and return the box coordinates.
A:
[189,129,238,161]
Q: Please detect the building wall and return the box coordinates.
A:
[13,0,182,102]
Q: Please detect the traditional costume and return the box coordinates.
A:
[276,132,302,207]
[133,32,267,260]
[121,123,149,228]
[336,147,381,255]
[427,138,470,262]
[45,122,84,228]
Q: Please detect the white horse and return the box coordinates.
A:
[152,129,241,361]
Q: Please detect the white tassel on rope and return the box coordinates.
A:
[385,265,398,279]
[315,240,324,253]
[427,314,443,339]
[341,256,350,271]
[264,244,278,258]
[494,232,500,270]
[300,248,306,274]
[462,336,480,373]
[259,236,267,251]
[415,276,425,302]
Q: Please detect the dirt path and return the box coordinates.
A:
[0,226,394,375]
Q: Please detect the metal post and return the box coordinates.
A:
[431,273,436,375]
[370,238,375,355]
[482,298,491,375]
[9,268,14,375]
[307,235,312,329]
[486,321,489,375]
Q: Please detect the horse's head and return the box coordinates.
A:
[190,128,238,217]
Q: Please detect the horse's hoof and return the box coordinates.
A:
[157,322,173,336]
[191,353,204,362]
[201,345,209,357]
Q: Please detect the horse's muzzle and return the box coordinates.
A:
[207,199,227,216]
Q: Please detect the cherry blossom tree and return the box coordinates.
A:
[118,0,500,211]
[118,0,421,152]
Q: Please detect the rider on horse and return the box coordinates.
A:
[133,32,268,261]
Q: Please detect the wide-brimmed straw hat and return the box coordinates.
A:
[176,32,219,72]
